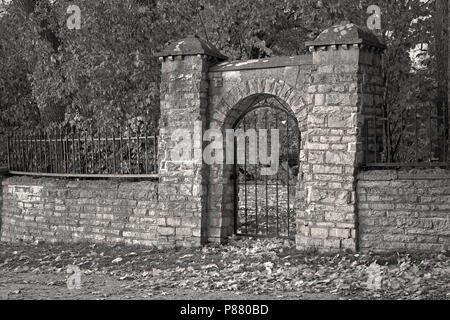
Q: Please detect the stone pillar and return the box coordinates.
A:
[298,23,386,252]
[155,37,227,247]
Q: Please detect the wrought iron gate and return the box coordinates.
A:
[233,102,300,239]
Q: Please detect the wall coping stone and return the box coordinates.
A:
[155,35,228,61]
[305,22,386,52]
[358,169,450,181]
[2,176,159,188]
[209,55,313,72]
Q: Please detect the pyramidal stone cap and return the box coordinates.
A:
[156,35,228,60]
[305,22,386,51]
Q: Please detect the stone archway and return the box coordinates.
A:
[206,80,309,243]
[232,98,301,238]
[156,23,386,251]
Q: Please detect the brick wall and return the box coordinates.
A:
[357,170,450,252]
[0,176,168,246]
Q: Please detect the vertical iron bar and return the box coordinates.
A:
[137,124,141,174]
[7,132,11,170]
[14,131,18,171]
[113,127,117,174]
[21,129,27,171]
[128,124,132,174]
[72,127,76,174]
[13,131,17,171]
[233,138,238,235]
[400,104,404,161]
[84,129,88,174]
[90,125,94,174]
[19,130,22,171]
[286,112,291,237]
[29,130,33,172]
[11,131,15,171]
[275,113,279,236]
[54,128,58,173]
[29,130,32,171]
[13,130,16,171]
[12,129,16,171]
[18,130,22,171]
[33,130,38,172]
[244,118,248,234]
[59,127,63,174]
[265,110,269,235]
[20,130,24,171]
[21,130,25,171]
[25,130,29,171]
[28,130,32,172]
[13,130,18,171]
[39,129,43,173]
[30,130,34,171]
[119,125,124,174]
[254,111,258,236]
[444,97,449,164]
[429,111,432,162]
[153,120,157,173]
[415,104,418,162]
[97,127,101,173]
[43,130,47,173]
[374,116,378,164]
[48,129,53,173]
[144,124,148,174]
[11,131,16,171]
[364,119,369,165]
[30,130,33,171]
[65,128,69,174]
[78,127,82,174]
[381,116,386,163]
[104,127,108,174]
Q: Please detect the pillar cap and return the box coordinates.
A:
[305,22,386,52]
[155,35,228,61]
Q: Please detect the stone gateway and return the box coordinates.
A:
[0,23,448,253]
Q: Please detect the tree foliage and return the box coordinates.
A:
[0,0,446,165]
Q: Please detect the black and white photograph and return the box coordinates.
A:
[0,0,448,311]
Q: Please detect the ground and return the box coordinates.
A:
[0,238,448,300]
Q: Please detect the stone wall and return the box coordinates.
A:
[357,170,450,252]
[0,176,170,246]
[5,24,446,254]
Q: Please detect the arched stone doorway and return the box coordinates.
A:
[232,96,300,239]
[207,91,307,243]
[233,95,301,239]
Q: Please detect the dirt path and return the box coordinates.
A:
[0,272,343,300]
[0,240,448,300]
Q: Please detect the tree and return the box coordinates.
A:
[0,0,444,166]
[19,0,161,129]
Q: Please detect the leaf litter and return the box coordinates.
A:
[0,238,448,299]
